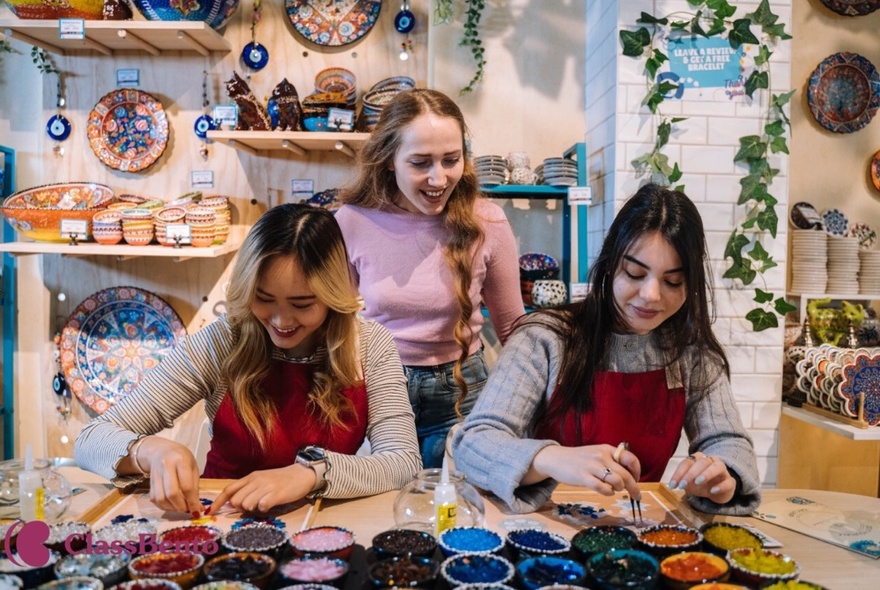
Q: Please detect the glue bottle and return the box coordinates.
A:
[18,444,44,521]
[434,455,457,536]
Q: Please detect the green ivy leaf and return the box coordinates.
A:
[774,298,797,315]
[707,0,736,19]
[754,288,773,304]
[620,28,651,57]
[658,80,680,97]
[657,120,671,149]
[746,308,778,331]
[738,174,763,204]
[770,137,789,154]
[646,49,669,78]
[754,44,773,66]
[764,23,792,40]
[764,120,785,137]
[669,162,683,183]
[645,91,664,113]
[729,19,760,48]
[744,71,769,98]
[637,12,669,25]
[734,135,767,162]
[723,259,757,285]
[745,0,778,27]
[670,20,689,31]
[724,232,750,260]
[757,207,779,238]
[690,13,708,37]
[771,90,796,108]
[671,116,688,124]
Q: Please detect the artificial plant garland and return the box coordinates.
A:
[434,0,486,94]
[619,0,796,332]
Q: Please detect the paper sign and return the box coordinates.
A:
[58,19,85,40]
[567,186,592,205]
[569,282,590,302]
[212,105,238,129]
[60,219,88,240]
[116,69,140,88]
[327,108,355,132]
[165,223,192,245]
[191,170,214,189]
[291,179,314,196]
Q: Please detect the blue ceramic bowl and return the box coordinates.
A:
[303,117,330,132]
[516,555,587,590]
[438,527,503,557]
[440,554,514,587]
[587,549,659,590]
[506,528,570,559]
[129,0,240,29]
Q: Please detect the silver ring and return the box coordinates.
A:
[600,467,612,483]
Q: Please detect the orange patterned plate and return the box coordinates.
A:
[285,0,382,46]
[87,89,169,173]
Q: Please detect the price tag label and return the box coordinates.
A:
[327,108,355,132]
[567,186,592,205]
[58,19,85,40]
[60,219,88,239]
[166,223,192,245]
[212,105,238,129]
[191,170,214,189]
[291,179,314,200]
[116,69,140,88]
[569,282,590,302]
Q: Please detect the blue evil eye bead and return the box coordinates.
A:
[46,114,71,141]
[395,9,415,34]
[266,97,280,130]
[194,114,215,139]
[241,42,269,71]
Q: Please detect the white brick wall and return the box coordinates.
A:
[586,1,791,488]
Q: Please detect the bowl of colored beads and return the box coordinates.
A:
[93,518,159,554]
[111,580,184,590]
[636,525,703,558]
[440,554,514,587]
[191,583,260,590]
[726,548,799,587]
[438,527,503,557]
[659,551,730,590]
[160,525,223,555]
[515,555,587,590]
[222,524,289,558]
[700,523,763,556]
[689,584,749,590]
[54,553,130,587]
[506,528,571,559]
[38,576,103,590]
[586,549,659,590]
[0,575,20,590]
[368,555,439,588]
[203,552,277,589]
[289,527,355,561]
[0,551,59,587]
[277,556,348,588]
[758,580,829,589]
[571,526,637,560]
[372,529,437,558]
[275,585,337,590]
[45,521,91,555]
[128,553,205,588]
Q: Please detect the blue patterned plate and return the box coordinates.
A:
[59,286,187,414]
[839,353,880,425]
[87,89,169,173]
[821,208,849,237]
[820,0,880,16]
[807,52,880,134]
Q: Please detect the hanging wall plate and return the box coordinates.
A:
[46,114,71,141]
[194,114,216,139]
[241,41,269,71]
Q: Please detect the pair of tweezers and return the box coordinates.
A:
[615,441,643,525]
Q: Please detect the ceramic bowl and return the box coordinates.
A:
[571,526,637,561]
[0,519,20,554]
[37,576,103,590]
[636,524,703,558]
[726,548,799,587]
[203,552,277,589]
[659,551,730,590]
[758,580,829,589]
[700,523,763,556]
[368,555,439,588]
[439,554,514,587]
[46,521,91,555]
[3,0,103,19]
[515,556,587,590]
[191,583,260,590]
[0,182,114,243]
[128,0,240,29]
[689,584,749,590]
[506,528,570,559]
[586,549,659,590]
[128,553,204,589]
[54,553,129,587]
[0,550,59,587]
[519,252,560,278]
[110,580,183,590]
[289,527,355,561]
[315,68,357,96]
[372,529,437,558]
[277,556,348,588]
[220,524,288,558]
[437,527,503,557]
[159,525,223,554]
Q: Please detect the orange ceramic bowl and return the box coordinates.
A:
[0,182,114,243]
[4,0,104,19]
[660,551,730,590]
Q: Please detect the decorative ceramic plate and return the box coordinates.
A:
[822,208,849,236]
[789,201,824,230]
[820,0,880,16]
[87,89,169,173]
[285,0,382,46]
[849,222,877,249]
[59,286,187,414]
[871,149,880,192]
[839,353,880,425]
[807,52,880,134]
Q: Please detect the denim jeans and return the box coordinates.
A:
[404,349,489,468]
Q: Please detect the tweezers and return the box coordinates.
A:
[615,441,643,525]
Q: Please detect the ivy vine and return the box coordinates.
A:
[619,0,796,332]
[434,0,486,94]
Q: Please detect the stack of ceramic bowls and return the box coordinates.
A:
[200,195,231,245]
[826,235,860,294]
[859,249,880,294]
[121,208,154,246]
[789,229,827,295]
[117,193,150,207]
[301,91,350,131]
[541,157,579,186]
[474,155,508,186]
[315,67,357,108]
[91,210,123,245]
[153,206,187,246]
[359,76,415,131]
[185,206,216,247]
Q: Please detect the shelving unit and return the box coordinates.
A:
[789,292,880,323]
[0,20,230,56]
[206,131,370,157]
[0,145,16,459]
[0,237,242,260]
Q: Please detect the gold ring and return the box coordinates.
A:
[600,467,612,483]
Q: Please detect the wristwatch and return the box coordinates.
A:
[296,445,328,493]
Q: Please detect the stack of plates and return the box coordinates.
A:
[827,235,860,294]
[859,250,880,294]
[790,229,827,295]
[358,77,415,131]
[541,157,578,186]
[474,155,508,186]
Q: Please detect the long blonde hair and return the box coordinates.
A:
[223,204,362,449]
[339,88,484,416]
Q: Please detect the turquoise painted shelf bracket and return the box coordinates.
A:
[0,145,16,459]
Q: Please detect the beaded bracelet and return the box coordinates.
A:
[129,436,150,477]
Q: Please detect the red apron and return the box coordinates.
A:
[534,366,685,481]
[203,361,368,479]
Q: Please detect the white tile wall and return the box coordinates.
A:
[586,0,791,489]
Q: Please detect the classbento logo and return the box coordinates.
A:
[65,534,220,557]
[5,520,52,567]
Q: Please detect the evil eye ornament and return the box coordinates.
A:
[46,114,71,141]
[395,7,415,34]
[194,114,216,139]
[241,42,269,71]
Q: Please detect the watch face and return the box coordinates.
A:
[299,446,326,462]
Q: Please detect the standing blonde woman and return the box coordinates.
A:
[336,88,524,468]
[76,204,421,514]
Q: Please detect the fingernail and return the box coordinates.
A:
[710,486,720,494]
[695,476,705,485]
[678,480,688,490]
[191,511,200,519]
[668,479,677,489]
[636,493,642,502]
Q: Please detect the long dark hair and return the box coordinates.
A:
[532,183,728,424]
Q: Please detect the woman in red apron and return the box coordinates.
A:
[76,204,421,516]
[453,185,760,515]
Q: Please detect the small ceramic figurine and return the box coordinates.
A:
[806,298,865,345]
[103,0,133,20]
[269,78,305,131]
[225,72,271,131]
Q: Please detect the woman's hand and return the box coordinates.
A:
[210,464,317,514]
[135,437,203,516]
[528,443,642,500]
[668,452,736,504]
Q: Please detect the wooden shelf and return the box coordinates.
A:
[0,238,241,260]
[0,20,230,56]
[482,184,570,199]
[782,405,880,441]
[207,131,370,157]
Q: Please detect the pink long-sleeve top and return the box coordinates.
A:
[335,199,525,366]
